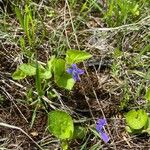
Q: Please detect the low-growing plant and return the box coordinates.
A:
[47,111,111,149]
[47,110,87,150]
[12,49,92,90]
[12,49,92,147]
[125,109,150,135]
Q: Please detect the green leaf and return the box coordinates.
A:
[35,63,43,96]
[132,4,139,16]
[12,69,26,80]
[19,36,26,51]
[15,6,24,28]
[48,55,55,70]
[73,126,87,139]
[55,73,75,90]
[19,63,36,76]
[145,87,150,101]
[52,58,75,90]
[39,68,52,79]
[53,59,65,77]
[48,110,74,140]
[143,117,150,135]
[125,109,148,130]
[39,55,55,79]
[66,50,92,65]
[125,126,143,134]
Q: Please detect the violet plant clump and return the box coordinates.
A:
[12,50,92,90]
[66,64,84,81]
[96,118,110,143]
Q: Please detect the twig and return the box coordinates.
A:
[0,122,44,150]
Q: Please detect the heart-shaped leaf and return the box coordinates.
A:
[66,50,92,65]
[125,109,148,130]
[48,110,74,140]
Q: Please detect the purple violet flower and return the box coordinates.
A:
[96,118,110,143]
[66,64,84,81]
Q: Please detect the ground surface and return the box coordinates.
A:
[0,0,150,150]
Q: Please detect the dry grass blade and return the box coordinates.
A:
[0,122,44,150]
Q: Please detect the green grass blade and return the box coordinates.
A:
[15,6,24,28]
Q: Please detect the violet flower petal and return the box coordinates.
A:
[73,73,79,81]
[77,69,84,75]
[66,68,73,74]
[72,64,77,69]
[96,119,107,131]
[66,64,84,81]
[100,130,110,143]
[96,118,110,143]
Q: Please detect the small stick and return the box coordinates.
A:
[0,122,44,150]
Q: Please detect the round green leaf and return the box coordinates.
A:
[125,109,148,130]
[48,110,74,140]
[12,69,26,80]
[19,63,36,76]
